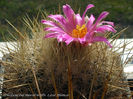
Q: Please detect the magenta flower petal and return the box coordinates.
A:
[78,38,86,44]
[57,35,64,42]
[89,11,110,36]
[63,4,76,31]
[45,33,59,38]
[44,27,65,34]
[41,20,62,29]
[63,4,75,22]
[93,37,112,48]
[48,14,74,33]
[65,37,74,45]
[82,4,94,18]
[86,14,95,30]
[81,4,94,24]
[85,31,92,41]
[75,14,82,25]
[95,11,109,26]
[101,21,114,26]
[96,25,117,33]
[48,15,66,26]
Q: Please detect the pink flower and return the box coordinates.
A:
[42,4,116,47]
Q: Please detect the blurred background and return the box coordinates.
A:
[0,0,133,41]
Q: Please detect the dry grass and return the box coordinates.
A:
[0,14,133,99]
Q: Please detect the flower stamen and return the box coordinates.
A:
[72,24,87,38]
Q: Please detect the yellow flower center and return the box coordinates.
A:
[72,24,87,38]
